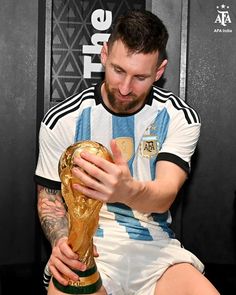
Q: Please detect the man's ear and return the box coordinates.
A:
[101,42,108,66]
[155,59,168,81]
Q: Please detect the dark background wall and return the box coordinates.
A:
[181,2,236,293]
[183,0,236,264]
[0,0,38,268]
[0,0,235,294]
[182,2,236,292]
[0,0,43,294]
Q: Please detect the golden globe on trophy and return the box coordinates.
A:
[52,140,113,294]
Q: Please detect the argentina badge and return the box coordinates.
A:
[139,135,159,158]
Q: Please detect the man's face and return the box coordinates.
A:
[101,40,166,114]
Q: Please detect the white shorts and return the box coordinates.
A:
[94,235,204,295]
[43,236,204,295]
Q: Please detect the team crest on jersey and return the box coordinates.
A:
[139,135,159,158]
[115,137,134,161]
[139,122,160,158]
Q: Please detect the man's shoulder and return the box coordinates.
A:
[151,86,201,125]
[42,85,98,130]
[152,85,181,104]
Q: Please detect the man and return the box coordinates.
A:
[35,10,220,295]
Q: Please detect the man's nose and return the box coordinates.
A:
[119,77,132,95]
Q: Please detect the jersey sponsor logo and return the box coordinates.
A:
[115,137,134,162]
[139,135,159,158]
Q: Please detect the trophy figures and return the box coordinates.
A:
[53,140,113,294]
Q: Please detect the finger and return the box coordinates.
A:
[110,139,126,165]
[54,249,86,272]
[76,150,114,174]
[93,244,99,257]
[72,166,102,189]
[49,261,79,285]
[58,253,86,271]
[55,238,79,260]
[72,158,110,187]
[73,182,108,202]
[49,264,69,286]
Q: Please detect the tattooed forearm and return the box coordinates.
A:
[37,185,68,246]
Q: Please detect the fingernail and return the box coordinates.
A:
[81,264,86,271]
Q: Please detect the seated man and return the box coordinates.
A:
[35,9,220,295]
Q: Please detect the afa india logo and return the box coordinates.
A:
[214,4,232,33]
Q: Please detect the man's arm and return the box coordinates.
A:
[127,160,187,213]
[37,185,68,246]
[71,140,187,214]
[37,184,86,285]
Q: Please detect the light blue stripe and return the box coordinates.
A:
[151,212,175,238]
[110,116,153,240]
[150,108,170,180]
[154,108,170,144]
[75,107,91,142]
[95,228,104,237]
[75,107,104,237]
[107,203,153,240]
[143,135,158,141]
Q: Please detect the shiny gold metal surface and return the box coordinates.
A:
[67,270,100,287]
[57,140,113,292]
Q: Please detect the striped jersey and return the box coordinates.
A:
[35,82,201,241]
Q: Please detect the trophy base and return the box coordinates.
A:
[52,265,102,294]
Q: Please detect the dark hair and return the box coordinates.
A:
[108,10,169,62]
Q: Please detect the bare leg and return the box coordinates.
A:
[155,263,220,295]
[47,280,107,295]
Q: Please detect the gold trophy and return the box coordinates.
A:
[53,140,113,294]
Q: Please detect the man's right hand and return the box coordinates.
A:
[48,237,87,286]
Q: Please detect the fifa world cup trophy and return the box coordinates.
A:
[53,140,113,294]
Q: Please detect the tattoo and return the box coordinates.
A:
[45,188,60,195]
[37,185,68,246]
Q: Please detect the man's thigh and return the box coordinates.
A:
[154,263,220,295]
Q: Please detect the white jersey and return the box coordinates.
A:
[35,82,200,241]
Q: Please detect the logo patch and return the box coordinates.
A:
[139,135,159,158]
[213,4,232,33]
[115,137,134,161]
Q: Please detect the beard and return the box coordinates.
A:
[104,82,145,114]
